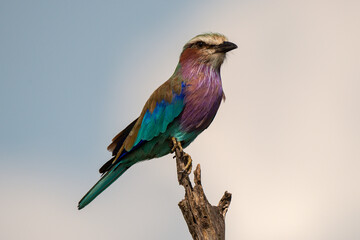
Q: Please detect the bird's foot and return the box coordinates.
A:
[171,137,183,153]
[181,153,193,174]
[171,137,192,174]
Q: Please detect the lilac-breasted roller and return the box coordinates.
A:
[78,33,237,209]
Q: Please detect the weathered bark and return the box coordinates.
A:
[172,140,232,240]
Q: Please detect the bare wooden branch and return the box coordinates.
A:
[172,139,232,240]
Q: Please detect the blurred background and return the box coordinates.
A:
[1,0,359,239]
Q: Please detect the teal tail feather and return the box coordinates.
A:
[78,162,130,210]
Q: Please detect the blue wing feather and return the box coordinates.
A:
[79,83,186,209]
[134,84,185,146]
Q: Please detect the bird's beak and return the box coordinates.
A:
[216,41,238,53]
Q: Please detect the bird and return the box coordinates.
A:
[78,33,237,210]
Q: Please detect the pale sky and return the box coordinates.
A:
[1,0,360,239]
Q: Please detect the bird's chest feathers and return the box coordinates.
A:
[179,66,223,132]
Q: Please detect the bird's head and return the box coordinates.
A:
[179,33,237,69]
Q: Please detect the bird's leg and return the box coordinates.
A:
[171,137,183,153]
[171,137,192,174]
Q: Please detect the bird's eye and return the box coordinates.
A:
[196,41,205,48]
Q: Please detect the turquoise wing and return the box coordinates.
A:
[133,86,185,146]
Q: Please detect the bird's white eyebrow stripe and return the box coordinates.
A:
[187,33,228,46]
[188,42,216,48]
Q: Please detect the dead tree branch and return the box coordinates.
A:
[172,139,232,240]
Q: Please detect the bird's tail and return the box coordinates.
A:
[78,162,131,210]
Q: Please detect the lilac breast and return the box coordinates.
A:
[179,65,224,133]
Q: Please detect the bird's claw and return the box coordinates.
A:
[171,137,192,174]
[181,153,193,174]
